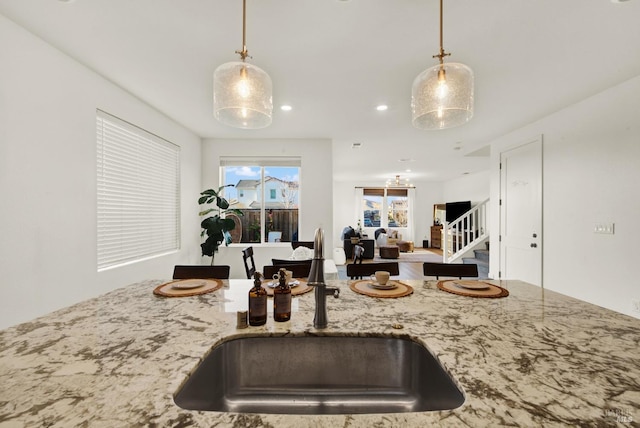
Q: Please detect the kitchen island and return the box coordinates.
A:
[0,278,638,427]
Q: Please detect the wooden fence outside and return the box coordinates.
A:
[235,209,299,243]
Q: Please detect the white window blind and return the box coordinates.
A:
[96,110,180,271]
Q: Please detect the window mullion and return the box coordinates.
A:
[260,167,266,243]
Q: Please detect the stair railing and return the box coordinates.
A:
[443,198,489,263]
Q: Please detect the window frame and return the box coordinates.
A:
[362,187,409,230]
[220,157,301,245]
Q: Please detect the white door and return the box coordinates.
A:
[499,138,542,286]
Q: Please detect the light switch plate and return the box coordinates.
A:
[594,223,615,234]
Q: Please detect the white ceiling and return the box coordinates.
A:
[1,0,639,183]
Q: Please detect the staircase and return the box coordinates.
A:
[462,246,490,279]
[443,198,489,264]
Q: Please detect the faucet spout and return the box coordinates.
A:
[308,227,339,329]
[308,228,324,285]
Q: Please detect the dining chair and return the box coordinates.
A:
[423,262,478,280]
[291,241,314,250]
[263,263,312,279]
[242,246,257,279]
[271,258,313,266]
[172,265,230,280]
[346,262,400,280]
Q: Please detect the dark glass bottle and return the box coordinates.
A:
[273,268,292,322]
[248,272,267,326]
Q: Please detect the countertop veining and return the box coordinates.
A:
[0,278,638,427]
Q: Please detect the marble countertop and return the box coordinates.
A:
[0,277,638,427]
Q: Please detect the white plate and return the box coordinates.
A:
[266,280,300,288]
[171,280,207,290]
[453,281,491,290]
[368,281,398,290]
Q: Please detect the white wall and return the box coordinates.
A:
[0,15,202,329]
[442,170,490,205]
[201,138,333,279]
[488,75,640,318]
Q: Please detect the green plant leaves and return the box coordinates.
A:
[216,197,229,209]
[198,185,243,261]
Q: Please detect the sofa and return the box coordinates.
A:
[375,228,402,247]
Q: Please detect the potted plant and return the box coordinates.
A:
[199,185,243,265]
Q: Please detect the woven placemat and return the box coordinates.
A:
[153,279,223,297]
[261,279,313,296]
[437,280,509,298]
[349,280,413,298]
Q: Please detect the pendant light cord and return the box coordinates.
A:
[433,0,450,65]
[236,0,250,61]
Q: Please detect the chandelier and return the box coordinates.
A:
[213,0,273,129]
[385,175,415,188]
[411,0,474,130]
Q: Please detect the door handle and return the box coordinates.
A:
[530,243,537,248]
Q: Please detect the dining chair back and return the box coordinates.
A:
[271,258,313,266]
[172,265,230,280]
[263,263,312,279]
[242,246,257,279]
[423,262,478,279]
[291,241,314,250]
[346,262,400,280]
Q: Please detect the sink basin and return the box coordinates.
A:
[174,335,465,415]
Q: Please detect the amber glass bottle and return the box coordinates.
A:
[248,272,267,326]
[273,268,292,322]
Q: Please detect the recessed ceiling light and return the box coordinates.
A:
[405,169,412,173]
[280,105,292,111]
[376,105,388,111]
[398,158,415,163]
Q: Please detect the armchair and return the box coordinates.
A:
[375,229,402,247]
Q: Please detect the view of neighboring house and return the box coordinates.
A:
[235,176,299,209]
[363,195,408,228]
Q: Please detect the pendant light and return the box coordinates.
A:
[213,0,272,129]
[411,0,474,130]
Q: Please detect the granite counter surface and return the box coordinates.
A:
[0,278,638,427]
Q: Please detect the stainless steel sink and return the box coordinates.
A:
[174,335,465,415]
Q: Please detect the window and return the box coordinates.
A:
[363,189,383,227]
[362,188,409,229]
[220,157,300,244]
[96,110,180,271]
[386,188,408,227]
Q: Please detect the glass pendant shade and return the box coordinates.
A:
[213,61,273,129]
[411,62,474,130]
